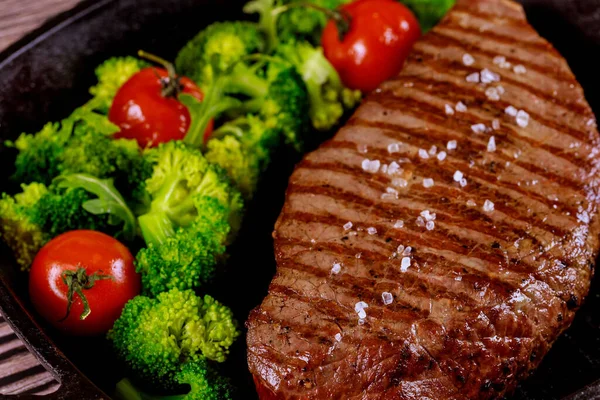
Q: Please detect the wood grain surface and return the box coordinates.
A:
[0,1,80,395]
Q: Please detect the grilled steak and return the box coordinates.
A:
[246,0,600,398]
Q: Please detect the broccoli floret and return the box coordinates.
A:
[401,0,455,32]
[137,141,242,249]
[7,107,146,202]
[135,197,230,297]
[244,0,350,50]
[0,181,121,270]
[88,56,148,114]
[175,21,265,88]
[204,115,279,198]
[114,359,235,400]
[275,40,361,131]
[108,289,240,392]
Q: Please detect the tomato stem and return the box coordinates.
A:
[59,267,113,322]
[137,50,182,98]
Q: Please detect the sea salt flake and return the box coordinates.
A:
[428,145,438,156]
[355,301,369,312]
[492,119,500,130]
[343,222,353,231]
[480,68,500,83]
[453,170,464,182]
[367,227,377,235]
[357,309,367,319]
[402,246,412,256]
[394,220,404,229]
[516,110,530,128]
[423,178,435,188]
[467,199,477,207]
[416,216,425,227]
[437,151,447,161]
[505,105,518,116]
[420,210,436,221]
[381,164,388,174]
[447,140,458,150]
[514,64,527,74]
[471,123,487,134]
[462,53,475,66]
[485,87,500,101]
[445,104,455,115]
[382,292,394,305]
[331,263,342,274]
[493,56,506,65]
[362,159,381,173]
[335,333,342,342]
[460,178,468,187]
[388,143,401,154]
[401,257,411,272]
[426,221,435,231]
[418,149,429,159]
[455,101,467,112]
[466,72,480,83]
[387,161,401,175]
[392,178,408,188]
[483,199,495,212]
[487,136,497,152]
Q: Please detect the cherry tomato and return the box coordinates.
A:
[29,230,140,336]
[109,67,214,148]
[322,0,421,92]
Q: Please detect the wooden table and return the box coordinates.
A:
[0,1,81,395]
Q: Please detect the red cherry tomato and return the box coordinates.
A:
[29,230,140,336]
[109,67,214,148]
[322,0,421,92]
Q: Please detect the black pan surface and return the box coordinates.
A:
[0,0,599,399]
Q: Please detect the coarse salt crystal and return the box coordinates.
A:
[487,136,497,152]
[355,252,362,258]
[492,119,500,130]
[467,199,477,207]
[343,221,353,230]
[460,178,468,187]
[499,60,512,69]
[418,149,429,159]
[447,140,458,150]
[423,178,434,188]
[386,187,399,195]
[426,221,435,231]
[382,292,393,305]
[485,87,500,101]
[393,221,405,230]
[516,110,530,128]
[362,159,380,173]
[493,56,506,65]
[428,145,438,156]
[387,161,401,175]
[505,106,518,116]
[381,193,396,200]
[402,246,412,256]
[496,85,505,95]
[397,244,405,253]
[388,143,401,154]
[392,178,408,188]
[355,301,369,312]
[358,318,365,325]
[357,309,367,319]
[335,333,342,342]
[466,72,480,83]
[367,227,377,235]
[401,257,411,272]
[483,200,495,212]
[381,164,388,174]
[357,144,368,153]
[471,123,487,134]
[453,170,464,182]
[420,210,436,221]
[480,68,500,83]
[331,263,341,274]
[462,53,475,66]
[437,151,447,161]
[514,64,527,74]
[445,104,455,115]
[416,216,425,227]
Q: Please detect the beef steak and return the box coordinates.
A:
[246,0,600,398]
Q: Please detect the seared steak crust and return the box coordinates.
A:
[246,0,600,398]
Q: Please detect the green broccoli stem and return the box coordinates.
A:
[138,211,176,248]
[115,378,185,400]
